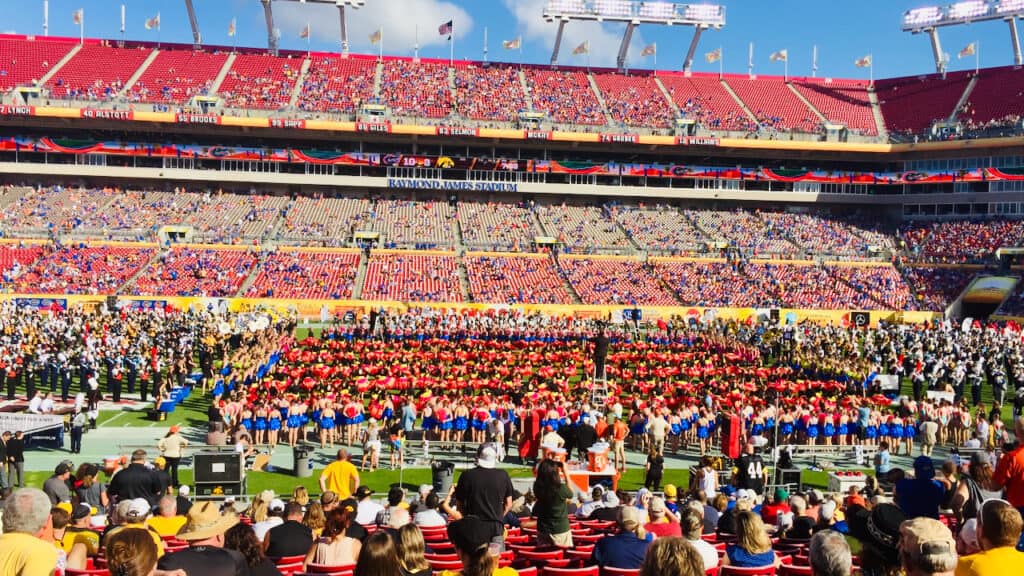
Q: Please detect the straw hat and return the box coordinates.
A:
[176,501,239,541]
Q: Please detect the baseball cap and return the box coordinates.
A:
[900,517,956,564]
[153,456,166,468]
[125,498,151,521]
[603,491,620,507]
[447,517,493,552]
[774,487,789,503]
[664,484,677,499]
[355,486,373,499]
[476,443,498,469]
[268,498,286,513]
[179,485,191,497]
[618,505,644,531]
[72,503,94,521]
[736,489,756,502]
[649,496,667,514]
[914,456,936,480]
[419,484,433,497]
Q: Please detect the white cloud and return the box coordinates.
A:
[501,0,649,68]
[273,0,472,55]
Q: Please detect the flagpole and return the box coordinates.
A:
[870,54,874,86]
[157,12,161,48]
[450,19,455,67]
[748,42,753,78]
[43,0,48,37]
[484,26,488,63]
[81,10,84,44]
[307,21,311,58]
[414,25,419,61]
[976,40,980,75]
[380,27,384,62]
[812,45,818,78]
[120,4,125,44]
[784,54,788,82]
[719,46,723,80]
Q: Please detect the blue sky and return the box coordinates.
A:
[7,0,1019,79]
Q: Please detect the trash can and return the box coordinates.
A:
[431,460,455,495]
[293,444,313,478]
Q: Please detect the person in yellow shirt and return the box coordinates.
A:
[440,516,517,576]
[955,499,1024,576]
[320,448,360,501]
[146,496,188,537]
[106,498,166,558]
[53,503,101,559]
[0,488,59,576]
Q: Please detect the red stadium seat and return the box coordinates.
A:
[543,567,599,576]
[720,566,776,576]
[779,565,813,576]
[602,568,641,576]
[305,564,356,574]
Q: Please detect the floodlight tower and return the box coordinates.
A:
[542,1,725,72]
[264,0,366,55]
[183,0,202,47]
[902,0,1024,74]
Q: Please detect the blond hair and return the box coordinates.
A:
[640,537,704,576]
[736,510,773,555]
[398,524,430,574]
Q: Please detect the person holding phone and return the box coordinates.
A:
[533,459,574,548]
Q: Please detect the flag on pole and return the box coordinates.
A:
[438,20,453,37]
[641,43,656,57]
[73,9,83,25]
[503,37,521,50]
[144,14,160,30]
[370,28,382,45]
[769,49,788,62]
[854,55,872,68]
[958,42,976,59]
[299,24,310,39]
[705,48,722,63]
[572,40,589,55]
[228,18,236,37]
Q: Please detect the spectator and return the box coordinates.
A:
[176,485,193,516]
[809,530,852,576]
[56,503,101,563]
[735,443,767,498]
[992,417,1024,511]
[397,524,431,576]
[443,516,517,576]
[108,449,163,506]
[951,452,1003,524]
[0,488,59,575]
[451,443,514,550]
[955,499,1024,576]
[320,449,360,501]
[533,459,574,548]
[6,431,25,488]
[645,446,665,491]
[787,495,815,539]
[224,522,282,576]
[721,510,780,568]
[105,527,163,576]
[305,508,361,567]
[592,506,651,569]
[157,500,249,576]
[157,425,189,488]
[376,487,409,528]
[680,507,718,570]
[876,441,893,476]
[413,492,447,528]
[896,457,946,519]
[293,487,311,509]
[147,495,187,537]
[73,463,109,510]
[106,498,165,557]
[264,501,312,558]
[320,491,339,513]
[354,485,383,525]
[761,487,792,525]
[639,536,704,576]
[252,497,285,541]
[848,503,906,576]
[587,490,621,522]
[354,531,403,576]
[704,493,726,534]
[644,497,681,538]
[717,490,755,535]
[43,462,72,505]
[899,518,957,576]
[303,502,326,537]
[665,484,682,514]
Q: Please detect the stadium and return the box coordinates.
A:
[1,1,1024,575]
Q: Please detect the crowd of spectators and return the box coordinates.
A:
[362,253,463,302]
[900,266,978,312]
[536,205,631,252]
[902,219,1024,263]
[593,72,676,129]
[245,250,360,300]
[759,211,884,258]
[5,245,155,295]
[454,64,528,122]
[558,257,678,305]
[379,60,453,119]
[611,205,708,253]
[218,54,300,110]
[525,69,607,126]
[277,196,372,246]
[456,201,541,251]
[686,209,796,256]
[373,199,456,249]
[296,56,376,114]
[657,260,778,308]
[130,248,257,297]
[465,255,572,304]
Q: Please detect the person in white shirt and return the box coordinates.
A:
[413,492,447,528]
[27,391,43,413]
[39,393,55,414]
[252,499,285,541]
[681,507,719,570]
[354,486,383,525]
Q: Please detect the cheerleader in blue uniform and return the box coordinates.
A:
[239,408,254,437]
[421,403,437,441]
[678,410,692,451]
[382,398,395,424]
[795,416,808,444]
[865,418,879,445]
[822,415,836,447]
[878,419,890,446]
[902,417,917,456]
[696,415,710,457]
[471,407,489,445]
[268,412,282,449]
[286,403,303,447]
[837,415,850,446]
[437,404,453,448]
[253,407,268,446]
[319,404,337,449]
[807,415,820,445]
[668,413,682,454]
[889,418,904,454]
[454,404,470,444]
[779,415,795,444]
[629,411,648,452]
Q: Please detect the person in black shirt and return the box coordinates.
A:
[224,522,282,576]
[0,430,8,489]
[449,443,514,549]
[263,501,313,559]
[6,430,25,488]
[158,501,251,576]
[644,447,665,491]
[576,417,598,461]
[108,449,163,506]
[734,443,766,497]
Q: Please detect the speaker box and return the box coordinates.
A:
[775,468,801,489]
[193,451,243,484]
[195,479,247,497]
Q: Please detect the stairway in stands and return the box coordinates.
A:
[118,248,163,295]
[552,254,584,305]
[288,58,313,108]
[518,69,535,110]
[372,61,383,99]
[208,53,237,96]
[786,83,827,124]
[654,77,681,116]
[36,44,82,86]
[585,72,617,126]
[949,75,979,122]
[118,49,161,98]
[351,250,369,300]
[234,253,264,297]
[719,79,760,126]
[867,87,889,140]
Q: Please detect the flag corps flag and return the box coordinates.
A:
[300,24,310,39]
[705,48,721,63]
[855,55,872,68]
[503,37,521,50]
[228,18,236,37]
[73,9,83,25]
[959,42,976,59]
[144,14,160,30]
[438,20,453,36]
[573,40,589,55]
[370,28,382,45]
[641,43,656,57]
[769,49,788,62]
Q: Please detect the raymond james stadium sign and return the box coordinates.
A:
[387,178,518,192]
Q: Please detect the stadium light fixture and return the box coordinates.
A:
[271,0,365,55]
[542,0,725,70]
[902,0,1024,71]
